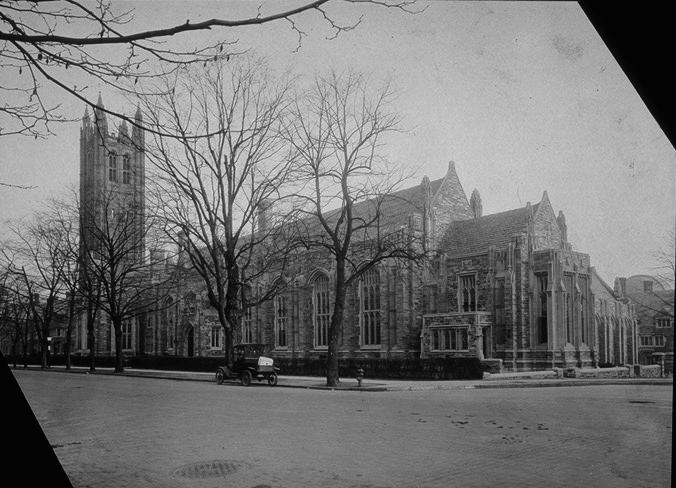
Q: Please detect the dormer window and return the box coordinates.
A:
[122,154,131,184]
[108,152,117,182]
[643,281,653,292]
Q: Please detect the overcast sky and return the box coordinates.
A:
[1,1,674,285]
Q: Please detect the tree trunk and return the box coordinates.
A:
[218,305,235,369]
[40,332,48,369]
[113,317,124,373]
[11,336,18,368]
[326,298,345,387]
[87,308,96,372]
[22,324,28,368]
[65,298,76,370]
[326,261,347,387]
[222,265,241,369]
[223,309,239,370]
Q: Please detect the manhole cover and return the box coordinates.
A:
[172,460,249,479]
[629,400,655,404]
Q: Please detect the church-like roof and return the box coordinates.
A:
[301,174,449,239]
[442,203,539,256]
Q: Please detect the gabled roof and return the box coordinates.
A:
[591,267,618,298]
[306,175,445,237]
[441,203,539,256]
[627,290,675,317]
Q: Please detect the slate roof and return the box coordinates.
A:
[442,203,539,257]
[627,290,675,317]
[306,176,445,236]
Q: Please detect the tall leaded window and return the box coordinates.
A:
[537,273,548,344]
[430,328,469,351]
[210,326,221,348]
[274,295,288,347]
[361,268,381,346]
[313,274,330,347]
[579,276,588,343]
[108,152,117,182]
[495,279,505,345]
[122,154,131,184]
[460,274,477,312]
[167,315,174,349]
[656,318,672,328]
[564,274,574,343]
[242,306,253,343]
[121,321,132,350]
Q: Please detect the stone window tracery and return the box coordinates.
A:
[536,273,548,344]
[460,274,477,312]
[274,295,288,348]
[108,152,117,182]
[313,274,330,348]
[122,154,131,184]
[360,268,381,346]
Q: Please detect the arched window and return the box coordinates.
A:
[313,274,330,348]
[122,154,131,184]
[243,306,253,343]
[564,273,574,343]
[108,152,117,182]
[460,274,477,312]
[274,295,288,348]
[121,321,132,350]
[494,279,506,345]
[360,268,381,346]
[210,326,221,349]
[537,273,548,344]
[579,276,588,344]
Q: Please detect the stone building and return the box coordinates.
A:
[71,101,637,371]
[591,271,637,367]
[418,191,633,371]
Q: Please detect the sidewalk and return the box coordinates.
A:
[9,364,673,391]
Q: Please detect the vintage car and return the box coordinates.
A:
[215,344,279,386]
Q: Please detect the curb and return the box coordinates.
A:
[9,366,673,391]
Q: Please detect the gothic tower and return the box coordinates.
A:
[78,95,145,355]
[79,94,146,263]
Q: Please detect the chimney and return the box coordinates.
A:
[557,210,568,246]
[470,189,482,219]
[614,277,627,297]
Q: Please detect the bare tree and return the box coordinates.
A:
[47,197,82,370]
[81,188,170,372]
[0,0,418,141]
[0,266,27,367]
[4,213,72,368]
[653,228,675,290]
[142,57,297,368]
[284,70,427,386]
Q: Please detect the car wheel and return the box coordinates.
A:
[241,370,252,386]
[267,372,278,386]
[215,369,225,385]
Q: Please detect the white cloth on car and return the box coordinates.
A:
[257,356,273,367]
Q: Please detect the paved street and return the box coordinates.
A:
[13,369,672,488]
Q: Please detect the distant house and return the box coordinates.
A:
[615,275,674,372]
